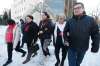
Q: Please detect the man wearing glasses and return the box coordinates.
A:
[64,2,100,66]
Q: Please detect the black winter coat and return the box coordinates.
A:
[23,21,39,43]
[64,15,100,52]
[38,19,54,39]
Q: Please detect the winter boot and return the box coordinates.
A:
[21,52,26,57]
[22,52,32,64]
[22,58,30,64]
[32,52,37,57]
[3,60,12,66]
[55,61,60,66]
[60,61,64,66]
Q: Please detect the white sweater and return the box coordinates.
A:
[13,24,21,49]
[54,22,66,44]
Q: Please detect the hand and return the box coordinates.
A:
[45,28,48,31]
[38,31,43,35]
[39,31,43,34]
[64,41,69,46]
[91,47,99,53]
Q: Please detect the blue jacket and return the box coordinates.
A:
[65,15,100,52]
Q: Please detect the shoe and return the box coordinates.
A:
[55,61,60,66]
[60,62,64,66]
[3,60,12,66]
[48,52,50,56]
[22,59,30,64]
[32,52,37,57]
[22,52,26,57]
[20,45,24,48]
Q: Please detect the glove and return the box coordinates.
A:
[91,47,99,53]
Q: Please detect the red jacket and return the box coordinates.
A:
[5,24,16,43]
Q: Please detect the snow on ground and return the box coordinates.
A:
[0,26,100,66]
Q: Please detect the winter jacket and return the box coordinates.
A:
[38,19,54,39]
[23,21,39,43]
[53,22,69,46]
[5,24,16,43]
[64,15,100,52]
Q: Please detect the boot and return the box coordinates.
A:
[22,52,32,64]
[21,52,26,57]
[60,61,64,66]
[22,58,30,64]
[32,52,37,57]
[3,60,12,66]
[55,61,60,66]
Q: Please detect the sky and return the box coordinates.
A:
[0,0,100,15]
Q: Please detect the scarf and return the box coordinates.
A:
[54,21,66,44]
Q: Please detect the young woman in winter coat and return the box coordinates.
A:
[3,19,16,66]
[53,15,69,66]
[3,19,26,66]
[38,12,54,56]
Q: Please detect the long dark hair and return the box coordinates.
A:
[42,12,50,19]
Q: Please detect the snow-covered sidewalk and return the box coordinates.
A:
[0,26,100,66]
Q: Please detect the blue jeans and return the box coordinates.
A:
[68,48,86,66]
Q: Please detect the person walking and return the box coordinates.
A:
[13,22,26,57]
[64,2,100,66]
[22,15,39,64]
[38,12,54,57]
[3,19,16,66]
[53,15,69,66]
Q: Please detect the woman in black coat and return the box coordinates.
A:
[38,12,54,56]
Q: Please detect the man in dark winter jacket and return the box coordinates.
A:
[22,15,39,64]
[64,2,100,66]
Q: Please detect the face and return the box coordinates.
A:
[73,4,84,16]
[41,13,48,20]
[25,17,32,23]
[58,16,65,24]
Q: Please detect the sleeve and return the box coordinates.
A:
[5,27,8,43]
[91,18,100,53]
[64,21,70,42]
[47,21,55,35]
[51,22,55,35]
[33,23,39,44]
[53,24,56,46]
[38,21,42,31]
